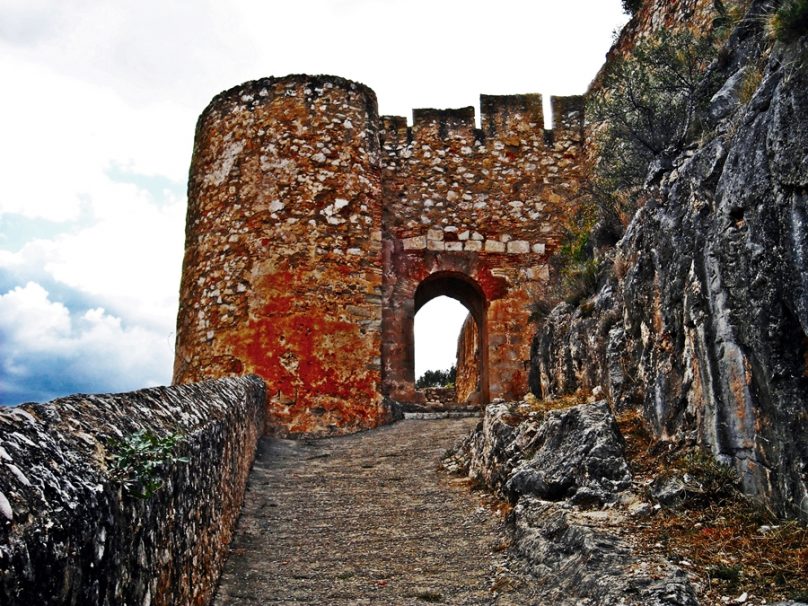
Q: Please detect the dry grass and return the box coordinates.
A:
[646,505,808,602]
[738,65,764,105]
[615,409,808,604]
[523,390,591,413]
[615,408,658,477]
[613,250,638,280]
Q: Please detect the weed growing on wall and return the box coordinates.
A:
[107,429,189,499]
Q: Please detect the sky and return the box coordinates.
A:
[0,0,629,405]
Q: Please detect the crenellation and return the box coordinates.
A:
[480,93,544,138]
[550,94,586,137]
[412,106,476,139]
[380,115,409,146]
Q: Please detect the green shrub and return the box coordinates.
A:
[562,258,603,306]
[708,564,742,583]
[588,30,717,195]
[768,0,808,43]
[659,450,741,508]
[531,30,716,322]
[622,0,643,16]
[416,365,457,389]
[107,429,189,499]
[528,299,555,324]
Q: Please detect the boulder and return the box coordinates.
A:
[505,401,632,506]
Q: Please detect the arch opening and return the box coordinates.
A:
[411,272,489,407]
[414,297,467,383]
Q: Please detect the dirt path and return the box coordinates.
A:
[213,418,538,605]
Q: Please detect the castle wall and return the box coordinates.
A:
[0,376,265,605]
[455,313,480,404]
[174,76,587,434]
[380,95,586,403]
[174,76,389,436]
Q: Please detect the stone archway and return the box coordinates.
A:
[382,259,499,405]
[413,272,489,405]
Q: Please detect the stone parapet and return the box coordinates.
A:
[0,376,265,605]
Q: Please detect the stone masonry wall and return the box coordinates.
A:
[381,95,585,403]
[174,76,390,437]
[174,77,586,435]
[456,313,481,404]
[0,376,265,605]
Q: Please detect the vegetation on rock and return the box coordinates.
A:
[768,0,808,42]
[622,0,643,16]
[614,411,808,603]
[587,29,717,225]
[530,28,719,322]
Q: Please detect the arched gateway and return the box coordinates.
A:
[173,74,585,436]
[388,271,490,406]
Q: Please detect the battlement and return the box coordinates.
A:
[412,106,477,140]
[380,115,409,146]
[480,93,544,137]
[550,94,586,133]
[380,93,585,149]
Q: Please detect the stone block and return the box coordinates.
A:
[525,265,550,281]
[402,236,427,250]
[507,240,530,254]
[485,240,506,253]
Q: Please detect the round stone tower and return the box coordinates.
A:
[173,75,388,436]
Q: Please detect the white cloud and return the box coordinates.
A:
[0,54,193,221]
[0,282,71,347]
[0,282,173,404]
[1,178,184,332]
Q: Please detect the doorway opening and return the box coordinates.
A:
[413,272,488,407]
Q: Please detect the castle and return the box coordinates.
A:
[173,74,586,436]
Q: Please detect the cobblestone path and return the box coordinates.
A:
[213,418,539,605]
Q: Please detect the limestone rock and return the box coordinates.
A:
[532,7,808,520]
[511,497,699,606]
[505,401,632,506]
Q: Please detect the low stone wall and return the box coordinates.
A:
[420,386,457,405]
[0,375,265,605]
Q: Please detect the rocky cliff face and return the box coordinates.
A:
[534,3,808,520]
